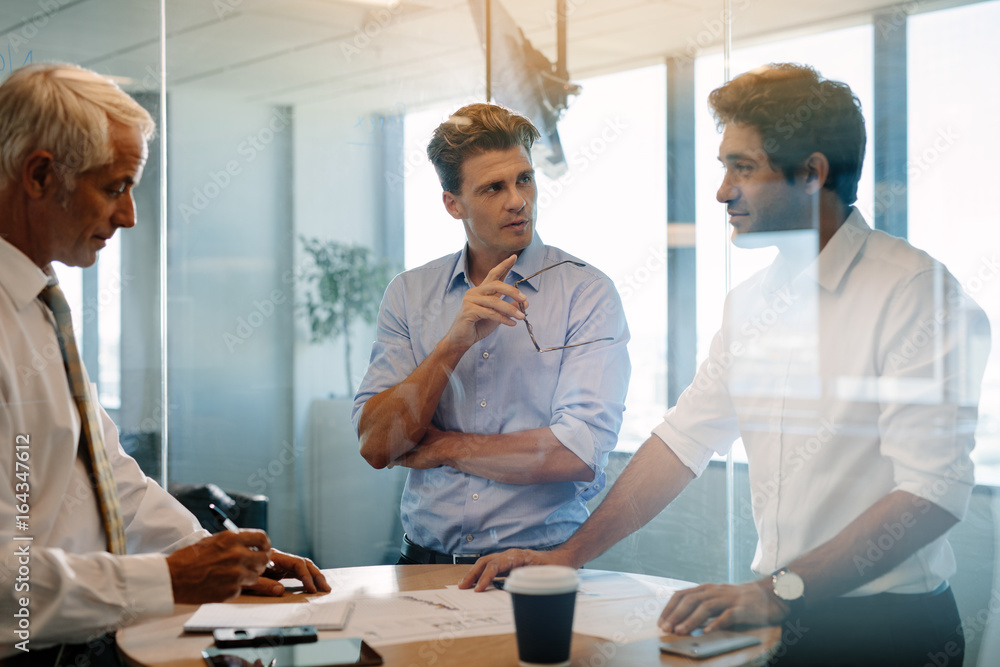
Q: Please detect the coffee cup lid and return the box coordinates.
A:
[504,565,579,595]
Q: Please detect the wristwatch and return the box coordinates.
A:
[771,568,806,616]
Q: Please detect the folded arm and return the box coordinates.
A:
[392,425,593,484]
[358,255,526,469]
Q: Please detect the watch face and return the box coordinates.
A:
[774,571,805,601]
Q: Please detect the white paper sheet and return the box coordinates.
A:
[271,572,682,647]
[183,600,353,632]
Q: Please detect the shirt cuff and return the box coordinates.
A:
[650,421,714,477]
[121,553,176,619]
[893,475,974,522]
[549,419,599,473]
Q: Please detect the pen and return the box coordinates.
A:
[209,503,275,570]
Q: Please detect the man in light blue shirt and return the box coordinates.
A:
[353,103,630,562]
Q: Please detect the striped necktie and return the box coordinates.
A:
[40,283,127,555]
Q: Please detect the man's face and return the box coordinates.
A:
[716,123,810,247]
[40,121,148,268]
[443,145,537,264]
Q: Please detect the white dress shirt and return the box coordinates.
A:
[652,209,991,596]
[0,236,209,655]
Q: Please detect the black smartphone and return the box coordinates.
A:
[659,630,761,659]
[213,626,318,648]
[203,637,382,666]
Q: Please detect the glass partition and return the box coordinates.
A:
[9,1,998,662]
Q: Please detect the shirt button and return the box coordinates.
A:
[483,352,489,359]
[472,493,479,501]
[480,400,487,408]
[466,535,474,542]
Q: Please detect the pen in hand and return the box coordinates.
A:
[209,503,276,570]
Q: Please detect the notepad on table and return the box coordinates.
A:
[183,600,353,632]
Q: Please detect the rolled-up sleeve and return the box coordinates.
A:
[651,327,741,477]
[548,275,631,483]
[876,269,991,521]
[352,275,416,434]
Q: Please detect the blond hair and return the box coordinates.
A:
[427,103,539,194]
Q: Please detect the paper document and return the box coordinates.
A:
[183,600,353,632]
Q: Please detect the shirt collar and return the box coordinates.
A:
[0,235,52,312]
[760,207,870,295]
[447,233,546,292]
[814,207,870,293]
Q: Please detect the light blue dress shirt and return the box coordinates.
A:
[353,235,631,554]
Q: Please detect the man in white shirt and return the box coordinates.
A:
[0,64,329,664]
[464,64,991,666]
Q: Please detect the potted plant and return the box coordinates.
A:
[298,236,397,396]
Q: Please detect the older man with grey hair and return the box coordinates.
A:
[0,63,328,665]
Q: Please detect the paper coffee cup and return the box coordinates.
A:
[505,565,579,667]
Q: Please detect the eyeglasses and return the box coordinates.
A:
[513,260,615,353]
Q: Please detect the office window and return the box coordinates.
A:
[908,0,1000,484]
[403,65,667,452]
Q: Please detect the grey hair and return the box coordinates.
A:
[0,63,155,191]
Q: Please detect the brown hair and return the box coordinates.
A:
[427,103,540,194]
[708,63,866,205]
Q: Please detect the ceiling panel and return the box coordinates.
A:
[0,0,954,113]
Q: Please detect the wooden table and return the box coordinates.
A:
[118,565,779,667]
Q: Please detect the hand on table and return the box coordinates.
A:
[167,530,272,604]
[246,548,331,596]
[658,579,790,635]
[167,530,331,603]
[459,548,576,592]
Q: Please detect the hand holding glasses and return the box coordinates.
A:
[513,260,615,353]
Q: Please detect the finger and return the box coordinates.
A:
[311,563,332,592]
[462,302,523,327]
[464,295,526,322]
[472,280,527,305]
[674,598,724,635]
[659,587,698,631]
[660,589,707,634]
[703,608,736,634]
[484,254,519,284]
[284,554,320,594]
[244,575,286,597]
[459,555,495,589]
[231,529,271,552]
[473,550,532,591]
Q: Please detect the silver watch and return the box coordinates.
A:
[771,568,806,614]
